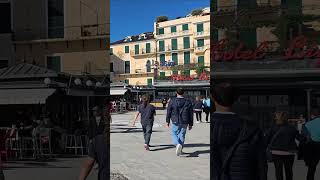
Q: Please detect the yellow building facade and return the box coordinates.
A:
[111,7,210,86]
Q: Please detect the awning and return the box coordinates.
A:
[110,89,128,96]
[0,89,56,105]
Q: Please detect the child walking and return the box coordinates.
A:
[132,95,156,151]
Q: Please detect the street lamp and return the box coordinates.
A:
[44,78,51,85]
[74,78,82,85]
[86,80,93,87]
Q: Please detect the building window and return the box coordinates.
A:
[0,60,8,69]
[172,53,178,65]
[160,54,165,65]
[146,43,151,53]
[197,23,204,32]
[0,3,11,33]
[171,39,178,50]
[198,56,204,65]
[125,46,129,53]
[47,56,61,72]
[160,72,165,78]
[146,60,151,72]
[171,26,176,33]
[125,61,130,74]
[184,52,190,64]
[135,44,139,55]
[183,37,190,49]
[124,79,129,84]
[212,29,219,41]
[182,24,189,31]
[48,0,64,38]
[159,40,165,52]
[147,78,153,87]
[197,39,205,47]
[158,28,164,35]
[110,62,114,72]
[110,48,113,55]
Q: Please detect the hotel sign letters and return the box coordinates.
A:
[212,36,320,63]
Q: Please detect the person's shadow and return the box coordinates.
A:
[149,143,210,157]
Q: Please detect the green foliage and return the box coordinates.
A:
[156,16,168,23]
[191,9,203,16]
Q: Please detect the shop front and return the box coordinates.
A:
[212,36,320,130]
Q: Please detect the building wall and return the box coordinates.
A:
[155,14,210,77]
[110,39,156,85]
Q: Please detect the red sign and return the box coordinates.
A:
[170,72,209,81]
[212,36,320,64]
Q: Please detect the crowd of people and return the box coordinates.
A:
[211,82,320,180]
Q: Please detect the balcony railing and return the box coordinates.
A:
[158,44,194,53]
[130,48,156,56]
[194,29,210,38]
[155,30,193,39]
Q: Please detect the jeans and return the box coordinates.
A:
[142,124,153,145]
[272,154,295,180]
[305,143,320,180]
[171,123,188,146]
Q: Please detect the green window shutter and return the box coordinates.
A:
[197,39,204,47]
[172,53,178,65]
[184,52,190,64]
[146,43,151,53]
[238,0,256,9]
[182,24,189,31]
[171,39,178,50]
[110,48,113,55]
[47,56,61,72]
[160,54,165,65]
[124,79,129,84]
[160,72,165,78]
[158,28,164,35]
[125,46,129,53]
[159,40,165,52]
[198,56,204,65]
[171,26,176,33]
[183,37,190,49]
[197,23,204,32]
[146,60,151,72]
[135,44,139,54]
[125,61,130,74]
[239,28,257,49]
[147,78,153,87]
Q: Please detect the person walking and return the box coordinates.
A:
[166,88,193,156]
[301,108,320,180]
[132,95,156,151]
[193,96,203,123]
[203,97,211,123]
[266,111,299,180]
[88,106,105,141]
[211,82,267,180]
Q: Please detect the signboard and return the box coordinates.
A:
[212,36,320,64]
[160,60,176,67]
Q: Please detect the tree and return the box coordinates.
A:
[191,9,203,16]
[156,16,168,23]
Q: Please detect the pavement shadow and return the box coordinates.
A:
[111,128,162,134]
[149,143,209,152]
[183,150,210,158]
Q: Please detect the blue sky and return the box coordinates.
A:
[110,0,209,42]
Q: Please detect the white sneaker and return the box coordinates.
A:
[176,144,182,156]
[196,121,200,124]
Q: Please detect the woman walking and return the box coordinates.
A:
[266,111,299,180]
[193,96,203,123]
[132,95,156,151]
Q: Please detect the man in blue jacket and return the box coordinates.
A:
[166,88,193,156]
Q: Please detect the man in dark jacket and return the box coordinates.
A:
[166,88,193,156]
[211,82,267,180]
[88,106,105,140]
